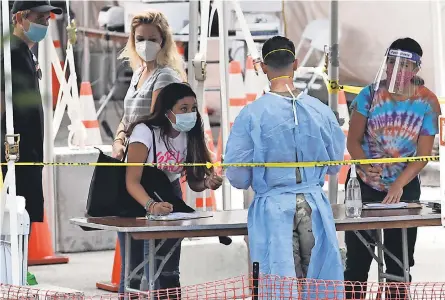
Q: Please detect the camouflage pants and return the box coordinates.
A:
[293,194,315,278]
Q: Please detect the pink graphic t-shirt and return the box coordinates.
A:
[128,124,187,182]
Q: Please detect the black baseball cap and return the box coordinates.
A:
[12,1,63,15]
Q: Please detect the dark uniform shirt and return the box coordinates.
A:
[1,35,44,222]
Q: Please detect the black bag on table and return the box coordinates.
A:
[85,126,194,219]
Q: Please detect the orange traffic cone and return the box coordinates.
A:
[78,82,103,146]
[195,189,216,212]
[175,41,185,57]
[96,240,121,292]
[28,212,69,265]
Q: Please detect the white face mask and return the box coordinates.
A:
[135,40,161,62]
[167,111,197,132]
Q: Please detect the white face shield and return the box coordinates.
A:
[373,49,422,95]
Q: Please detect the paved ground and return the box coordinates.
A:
[28,226,445,297]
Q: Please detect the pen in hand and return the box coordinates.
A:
[154,191,164,202]
[152,192,173,214]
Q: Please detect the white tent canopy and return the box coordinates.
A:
[70,0,445,97]
[284,0,445,96]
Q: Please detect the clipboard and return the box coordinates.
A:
[137,212,214,221]
[362,202,422,210]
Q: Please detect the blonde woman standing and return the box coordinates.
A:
[111,10,186,295]
[112,10,186,159]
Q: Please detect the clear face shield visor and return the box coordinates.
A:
[373,49,422,95]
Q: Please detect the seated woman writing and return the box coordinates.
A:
[120,82,223,297]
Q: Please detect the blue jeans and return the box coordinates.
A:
[118,179,183,294]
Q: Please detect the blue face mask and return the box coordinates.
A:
[24,22,48,43]
[168,111,197,132]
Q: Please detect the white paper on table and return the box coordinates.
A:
[147,212,213,221]
[364,202,408,209]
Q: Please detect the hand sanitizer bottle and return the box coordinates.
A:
[345,164,362,218]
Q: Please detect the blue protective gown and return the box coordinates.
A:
[224,92,345,298]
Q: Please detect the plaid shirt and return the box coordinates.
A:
[123,66,180,127]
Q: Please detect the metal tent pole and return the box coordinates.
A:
[328,0,339,205]
[186,1,200,208]
[188,0,199,91]
[39,32,56,251]
[220,0,231,210]
[82,1,90,81]
[1,0,21,285]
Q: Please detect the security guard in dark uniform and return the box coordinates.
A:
[1,1,62,230]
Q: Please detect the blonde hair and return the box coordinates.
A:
[119,10,186,81]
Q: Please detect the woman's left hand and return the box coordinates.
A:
[382,182,403,204]
[205,172,223,190]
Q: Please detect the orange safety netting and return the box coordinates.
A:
[2,275,445,299]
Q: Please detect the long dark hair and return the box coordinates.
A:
[126,82,212,182]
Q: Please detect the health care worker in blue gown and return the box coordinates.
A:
[224,36,345,296]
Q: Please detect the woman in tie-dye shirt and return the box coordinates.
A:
[344,38,441,300]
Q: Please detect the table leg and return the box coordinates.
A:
[376,229,384,283]
[401,228,410,282]
[124,233,131,299]
[148,239,156,300]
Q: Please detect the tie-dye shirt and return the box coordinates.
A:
[351,84,440,191]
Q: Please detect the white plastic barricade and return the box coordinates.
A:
[0,195,30,285]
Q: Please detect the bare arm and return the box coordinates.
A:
[125,142,152,207]
[125,142,174,215]
[114,118,126,143]
[111,118,127,158]
[346,110,368,161]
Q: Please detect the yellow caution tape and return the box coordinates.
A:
[327,80,342,94]
[341,85,363,95]
[0,155,438,169]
